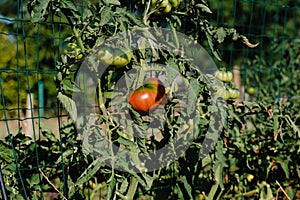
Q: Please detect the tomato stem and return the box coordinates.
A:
[97,78,108,119]
[73,27,85,51]
[126,176,139,200]
[137,59,147,87]
[170,22,180,50]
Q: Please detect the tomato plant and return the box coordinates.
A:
[11,1,297,200]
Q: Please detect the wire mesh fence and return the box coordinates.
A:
[0,0,299,199]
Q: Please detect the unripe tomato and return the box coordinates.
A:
[112,48,132,68]
[246,87,256,95]
[159,0,169,7]
[75,48,83,60]
[215,70,233,82]
[98,46,131,68]
[152,0,172,15]
[98,46,114,65]
[214,86,230,100]
[169,0,180,8]
[88,180,96,189]
[60,41,77,55]
[129,78,165,114]
[162,3,172,13]
[228,88,240,99]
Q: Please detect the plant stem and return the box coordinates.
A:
[137,59,148,87]
[73,27,85,50]
[143,0,152,26]
[97,78,108,119]
[170,23,180,50]
[126,177,139,200]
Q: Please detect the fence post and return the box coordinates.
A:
[25,93,34,139]
[38,81,44,119]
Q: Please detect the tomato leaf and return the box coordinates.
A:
[196,3,213,14]
[28,0,51,22]
[180,175,193,199]
[57,92,77,121]
[187,78,200,115]
[216,27,227,43]
[75,158,104,185]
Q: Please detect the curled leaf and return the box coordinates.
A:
[241,35,259,48]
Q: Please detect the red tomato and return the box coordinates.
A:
[129,78,165,114]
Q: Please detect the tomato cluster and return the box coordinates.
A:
[214,69,240,100]
[129,78,165,114]
[151,0,180,15]
[215,86,240,100]
[98,46,132,68]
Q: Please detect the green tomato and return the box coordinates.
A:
[169,0,180,8]
[98,46,114,65]
[75,48,83,60]
[112,48,132,68]
[215,70,233,82]
[98,46,131,68]
[159,0,169,7]
[246,87,256,95]
[60,41,77,55]
[228,88,240,99]
[153,0,171,15]
[215,86,230,100]
[162,3,172,13]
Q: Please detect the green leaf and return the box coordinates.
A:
[206,182,219,200]
[187,78,200,115]
[100,7,111,26]
[166,59,181,87]
[57,92,77,121]
[119,178,129,194]
[274,156,290,178]
[39,121,57,142]
[181,175,193,199]
[259,184,273,200]
[196,3,213,14]
[75,158,104,185]
[205,31,222,61]
[0,144,14,163]
[202,154,212,167]
[216,27,227,43]
[117,137,136,146]
[27,173,41,187]
[60,0,77,11]
[28,0,51,23]
[56,149,74,164]
[108,0,121,6]
[106,176,117,200]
